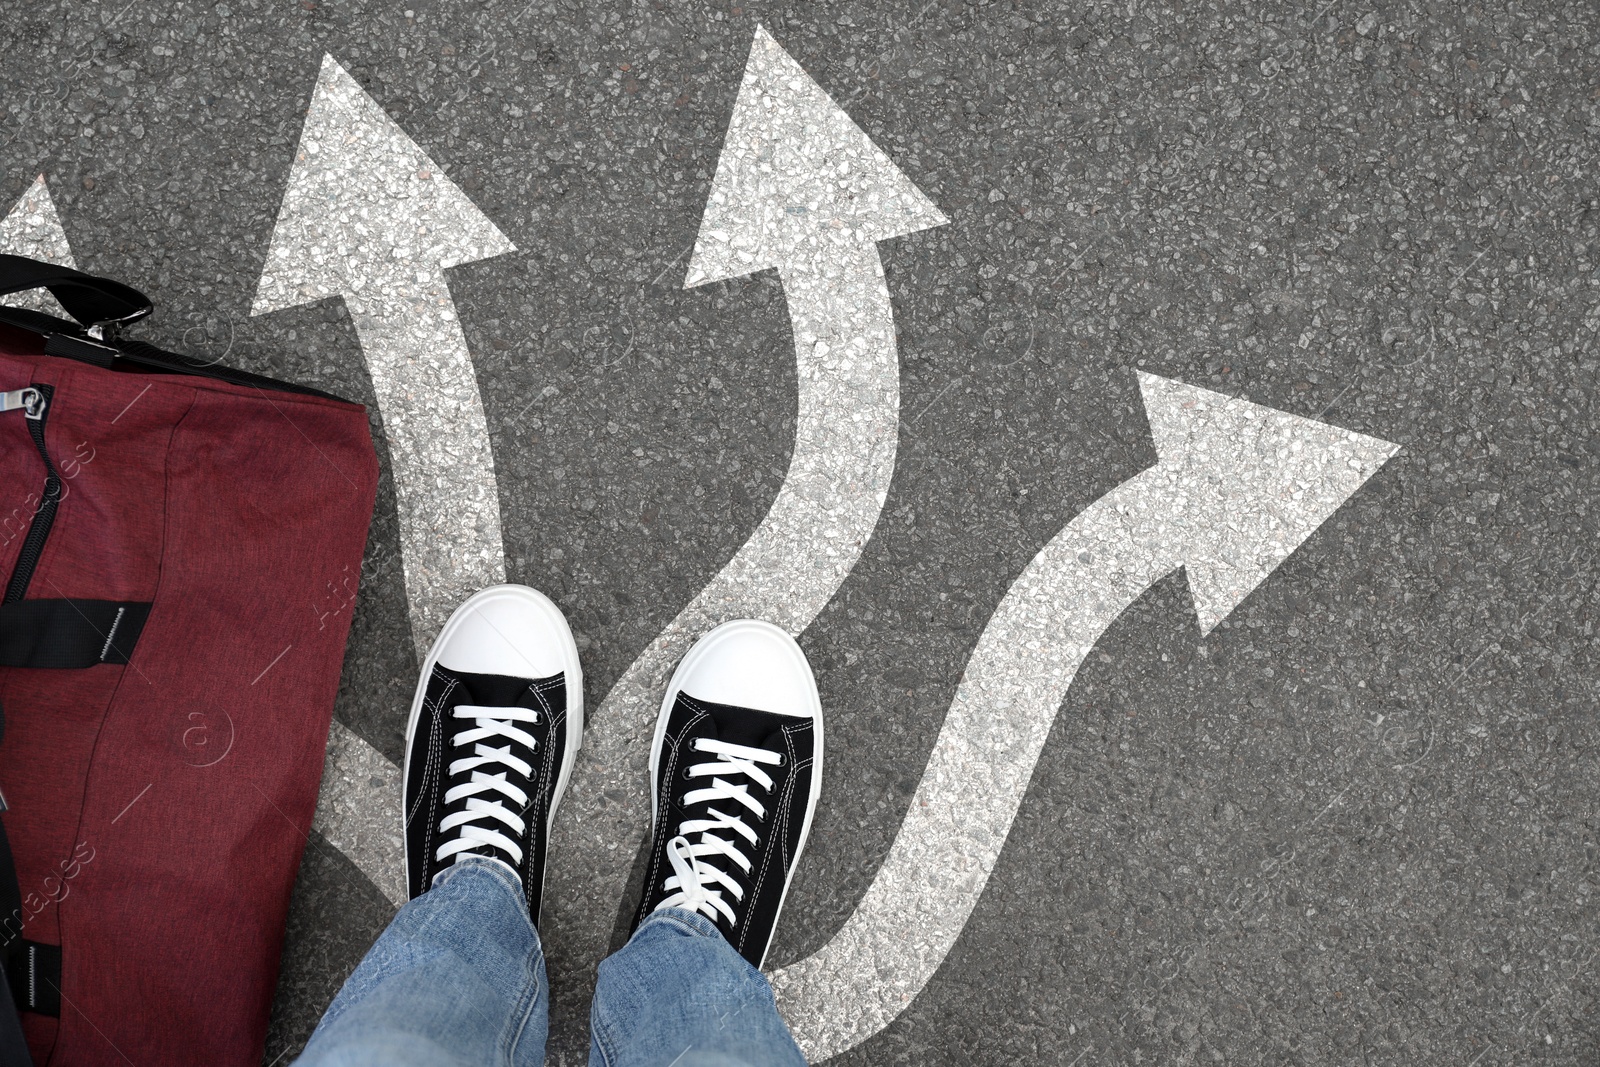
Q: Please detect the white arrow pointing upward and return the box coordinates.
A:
[1,175,78,316]
[253,54,514,658]
[543,24,946,1017]
[772,372,1400,1059]
[252,55,513,905]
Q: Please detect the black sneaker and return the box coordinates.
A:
[632,620,823,968]
[403,584,582,925]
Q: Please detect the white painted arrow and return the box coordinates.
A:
[771,372,1399,1059]
[313,718,405,905]
[542,24,946,1018]
[252,55,513,904]
[253,53,514,659]
[1,175,77,316]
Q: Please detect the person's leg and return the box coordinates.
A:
[590,619,821,1067]
[297,584,584,1066]
[295,857,548,1067]
[589,906,804,1067]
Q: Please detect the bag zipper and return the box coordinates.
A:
[2,384,59,603]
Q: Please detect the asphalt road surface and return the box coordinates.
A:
[3,1,1598,1064]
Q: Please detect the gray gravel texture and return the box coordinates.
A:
[3,0,1598,1064]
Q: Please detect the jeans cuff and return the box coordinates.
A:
[636,905,726,941]
[431,854,524,900]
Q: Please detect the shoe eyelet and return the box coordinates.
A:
[682,765,695,781]
[773,753,785,768]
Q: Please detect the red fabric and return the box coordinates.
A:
[0,324,378,1065]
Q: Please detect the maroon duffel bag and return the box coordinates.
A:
[0,254,378,1064]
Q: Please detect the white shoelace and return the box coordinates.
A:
[435,704,540,872]
[655,737,783,927]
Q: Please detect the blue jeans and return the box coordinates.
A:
[294,858,808,1067]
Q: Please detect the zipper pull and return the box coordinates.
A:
[0,388,45,419]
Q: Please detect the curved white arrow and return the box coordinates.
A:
[542,24,946,1011]
[771,372,1400,1059]
[253,53,513,658]
[252,55,514,903]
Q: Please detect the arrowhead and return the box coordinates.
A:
[252,55,514,316]
[1137,371,1400,635]
[1,175,77,317]
[685,25,947,287]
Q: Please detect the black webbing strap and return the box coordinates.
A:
[24,321,347,401]
[0,943,59,1019]
[0,601,150,669]
[0,253,348,400]
[0,698,33,1065]
[0,974,26,1065]
[0,255,150,333]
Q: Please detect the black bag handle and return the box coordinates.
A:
[0,255,347,402]
[0,255,151,333]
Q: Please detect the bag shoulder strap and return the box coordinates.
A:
[0,255,151,333]
[0,257,347,403]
